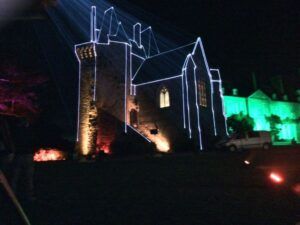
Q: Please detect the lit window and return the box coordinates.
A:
[198,81,207,107]
[130,109,138,128]
[160,87,170,108]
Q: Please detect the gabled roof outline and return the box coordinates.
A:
[249,89,272,100]
[132,38,213,86]
[132,41,197,84]
[89,6,159,58]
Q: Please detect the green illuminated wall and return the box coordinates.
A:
[224,96,247,116]
[248,90,271,131]
[270,101,300,141]
[224,90,300,143]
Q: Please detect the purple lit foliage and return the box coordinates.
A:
[0,64,47,118]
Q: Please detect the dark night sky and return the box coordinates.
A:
[0,0,299,136]
[2,0,299,78]
[112,0,299,92]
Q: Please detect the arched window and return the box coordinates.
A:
[198,80,207,107]
[130,109,138,128]
[160,87,170,108]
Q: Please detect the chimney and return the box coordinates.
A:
[90,6,97,42]
[252,72,258,91]
[296,89,300,102]
[133,23,141,47]
[232,88,238,96]
[283,94,289,101]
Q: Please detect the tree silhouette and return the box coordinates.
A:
[0,64,47,119]
[227,112,255,135]
[266,114,282,141]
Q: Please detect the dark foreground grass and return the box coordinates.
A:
[6,151,300,225]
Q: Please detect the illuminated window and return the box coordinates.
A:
[130,109,138,128]
[160,87,170,108]
[198,81,207,107]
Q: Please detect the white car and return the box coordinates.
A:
[225,131,272,151]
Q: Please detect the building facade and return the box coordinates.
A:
[75,6,228,156]
[224,90,300,143]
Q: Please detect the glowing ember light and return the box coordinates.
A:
[244,160,250,165]
[137,125,170,153]
[34,149,66,162]
[155,136,170,153]
[96,144,111,155]
[269,172,284,184]
[293,184,300,196]
[102,146,111,154]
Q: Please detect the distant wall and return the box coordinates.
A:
[224,95,300,143]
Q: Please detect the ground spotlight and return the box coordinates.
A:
[292,183,300,197]
[269,172,284,184]
[244,160,250,165]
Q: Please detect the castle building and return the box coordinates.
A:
[75,6,228,156]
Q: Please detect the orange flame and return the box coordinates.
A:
[34,149,66,162]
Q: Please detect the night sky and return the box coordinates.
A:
[112,0,299,93]
[0,0,299,137]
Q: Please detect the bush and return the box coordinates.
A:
[227,112,254,135]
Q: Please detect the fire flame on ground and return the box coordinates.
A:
[34,149,66,162]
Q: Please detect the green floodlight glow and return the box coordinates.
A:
[270,101,300,141]
[224,91,300,144]
[248,98,271,131]
[270,101,300,119]
[224,96,247,116]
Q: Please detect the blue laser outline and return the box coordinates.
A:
[128,125,152,143]
[131,60,145,80]
[133,23,142,48]
[95,6,159,58]
[75,6,226,152]
[131,53,145,60]
[194,38,217,136]
[91,6,96,42]
[210,68,229,136]
[182,63,192,138]
[189,55,203,150]
[134,75,183,86]
[147,42,196,60]
[141,26,160,57]
[75,50,81,141]
[133,85,137,96]
[130,44,133,95]
[93,43,97,101]
[109,21,129,40]
[181,74,186,129]
[124,44,128,133]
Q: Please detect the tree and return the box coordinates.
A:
[227,112,255,135]
[0,64,47,119]
[284,117,300,124]
[265,114,282,141]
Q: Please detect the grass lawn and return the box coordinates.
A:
[5,151,300,225]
